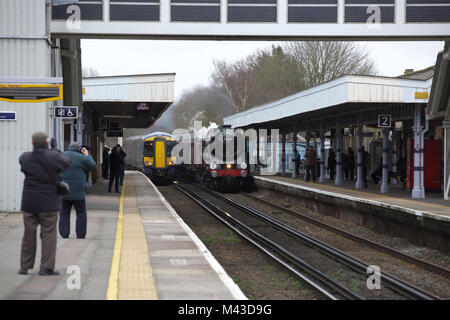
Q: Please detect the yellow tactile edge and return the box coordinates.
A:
[106,179,125,300]
[106,175,158,300]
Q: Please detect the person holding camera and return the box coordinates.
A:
[59,143,96,239]
[18,132,71,276]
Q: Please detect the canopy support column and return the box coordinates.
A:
[380,127,390,193]
[319,124,326,183]
[335,120,343,185]
[355,114,364,189]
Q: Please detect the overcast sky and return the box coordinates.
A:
[81,40,445,99]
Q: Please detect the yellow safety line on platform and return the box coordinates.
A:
[106,174,158,300]
[106,179,125,300]
[118,177,158,300]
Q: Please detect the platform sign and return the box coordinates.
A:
[54,106,78,119]
[107,130,123,137]
[0,111,16,120]
[378,115,392,128]
[136,103,150,111]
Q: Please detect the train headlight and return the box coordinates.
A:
[145,161,150,166]
[226,164,232,169]
[211,170,218,178]
[240,163,247,170]
[241,170,248,177]
[210,163,217,170]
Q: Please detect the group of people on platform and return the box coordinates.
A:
[18,131,126,276]
[293,145,406,187]
[102,145,127,193]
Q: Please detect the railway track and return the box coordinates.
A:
[243,193,450,279]
[173,182,440,300]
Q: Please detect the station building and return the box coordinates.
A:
[0,1,175,212]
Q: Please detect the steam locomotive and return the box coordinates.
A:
[177,125,254,192]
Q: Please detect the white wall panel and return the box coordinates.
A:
[0,0,53,212]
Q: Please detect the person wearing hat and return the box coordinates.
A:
[59,143,96,239]
[18,132,71,276]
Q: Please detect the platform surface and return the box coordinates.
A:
[255,175,450,223]
[0,171,245,300]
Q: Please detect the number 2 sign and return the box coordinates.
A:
[378,115,391,128]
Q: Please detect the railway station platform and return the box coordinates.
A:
[0,171,246,300]
[254,175,450,252]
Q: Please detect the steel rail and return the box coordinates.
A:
[173,183,363,300]
[203,187,440,300]
[244,193,450,279]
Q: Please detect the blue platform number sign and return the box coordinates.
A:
[54,106,78,119]
[378,115,391,128]
[0,111,16,120]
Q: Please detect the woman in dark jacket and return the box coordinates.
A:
[109,146,121,193]
[59,143,97,239]
[19,132,70,276]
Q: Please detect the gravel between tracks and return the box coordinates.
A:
[158,184,323,300]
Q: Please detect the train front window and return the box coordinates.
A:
[144,141,154,156]
[166,140,177,156]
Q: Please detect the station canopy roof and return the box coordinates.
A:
[224,74,434,130]
[427,44,450,120]
[82,73,175,128]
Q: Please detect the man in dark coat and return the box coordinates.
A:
[327,149,336,180]
[362,147,369,188]
[117,144,127,186]
[102,146,110,179]
[305,146,317,182]
[19,132,71,276]
[347,147,355,180]
[109,146,122,193]
[59,143,97,239]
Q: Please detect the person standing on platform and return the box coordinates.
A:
[395,156,407,187]
[117,144,127,186]
[342,151,350,179]
[371,158,383,184]
[18,132,71,276]
[59,143,97,239]
[328,149,336,180]
[102,146,110,179]
[305,146,317,182]
[347,147,355,180]
[362,146,369,188]
[109,146,121,193]
[81,144,92,193]
[293,148,300,175]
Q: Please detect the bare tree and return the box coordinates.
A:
[284,42,377,87]
[180,42,377,122]
[212,56,257,113]
[249,45,305,107]
[172,85,234,129]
